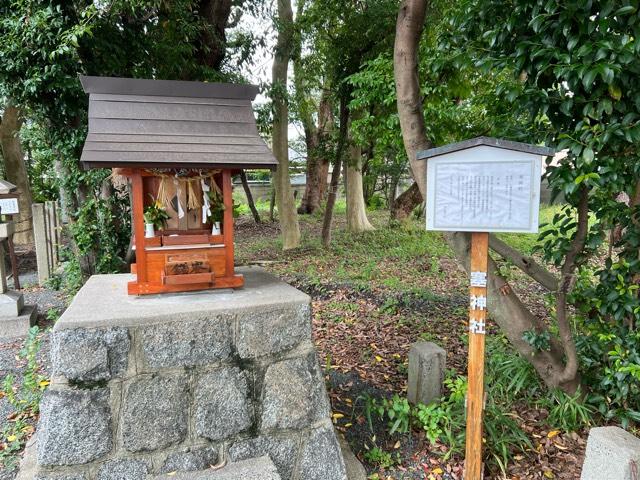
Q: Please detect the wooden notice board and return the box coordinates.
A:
[420,137,552,480]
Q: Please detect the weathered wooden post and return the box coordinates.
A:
[418,137,553,479]
[32,203,51,285]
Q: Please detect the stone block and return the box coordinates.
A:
[0,305,36,339]
[195,367,253,441]
[35,475,87,480]
[298,422,347,480]
[236,304,311,359]
[51,328,129,382]
[97,458,148,480]
[581,426,640,480]
[338,433,367,480]
[140,316,231,369]
[37,388,112,466]
[152,456,280,480]
[261,355,330,431]
[122,374,188,452]
[407,341,445,405]
[229,433,299,480]
[0,291,24,317]
[160,446,219,473]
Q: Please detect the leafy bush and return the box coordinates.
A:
[544,389,596,433]
[577,325,640,427]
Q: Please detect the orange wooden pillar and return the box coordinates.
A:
[465,232,489,480]
[131,170,147,284]
[222,169,234,277]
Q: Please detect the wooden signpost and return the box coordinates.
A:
[418,137,554,479]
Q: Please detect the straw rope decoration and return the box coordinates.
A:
[145,170,221,212]
[187,178,202,211]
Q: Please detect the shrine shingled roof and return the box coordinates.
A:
[79,76,277,170]
[417,136,554,160]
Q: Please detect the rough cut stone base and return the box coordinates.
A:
[581,426,640,480]
[33,268,347,480]
[153,456,280,480]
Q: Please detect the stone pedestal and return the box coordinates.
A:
[33,267,347,480]
[0,236,37,339]
[581,426,640,480]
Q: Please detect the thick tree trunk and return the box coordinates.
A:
[345,137,374,233]
[240,170,261,223]
[393,0,580,393]
[394,0,432,197]
[390,182,422,221]
[321,98,349,247]
[196,0,233,71]
[0,104,34,244]
[272,0,300,250]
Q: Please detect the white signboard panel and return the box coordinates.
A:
[0,198,19,215]
[426,146,541,233]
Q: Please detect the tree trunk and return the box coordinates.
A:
[393,0,580,393]
[394,0,432,198]
[345,135,374,233]
[390,182,422,221]
[272,0,300,250]
[0,103,34,244]
[240,170,261,223]
[321,97,350,247]
[196,0,233,71]
[297,87,333,214]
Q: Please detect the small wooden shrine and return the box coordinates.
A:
[79,76,277,295]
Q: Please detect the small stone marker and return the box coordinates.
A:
[581,426,640,480]
[407,341,446,405]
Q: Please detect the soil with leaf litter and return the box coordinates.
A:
[1,215,589,479]
[235,214,588,480]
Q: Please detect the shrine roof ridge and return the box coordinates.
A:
[417,136,555,160]
[79,75,259,100]
[78,75,277,170]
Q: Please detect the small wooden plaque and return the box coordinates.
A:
[165,254,210,276]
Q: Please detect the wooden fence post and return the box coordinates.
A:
[32,203,50,285]
[45,200,59,265]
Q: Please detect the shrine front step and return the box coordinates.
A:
[152,456,280,480]
[32,267,348,480]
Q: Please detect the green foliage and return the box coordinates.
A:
[577,323,640,426]
[382,395,411,435]
[0,327,48,473]
[486,338,542,401]
[143,200,170,230]
[544,389,596,433]
[363,445,398,469]
[483,401,533,474]
[445,0,640,420]
[522,329,552,352]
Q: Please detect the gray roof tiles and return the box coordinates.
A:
[79,75,277,170]
[417,136,554,160]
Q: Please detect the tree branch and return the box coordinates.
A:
[489,234,559,291]
[555,185,589,386]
